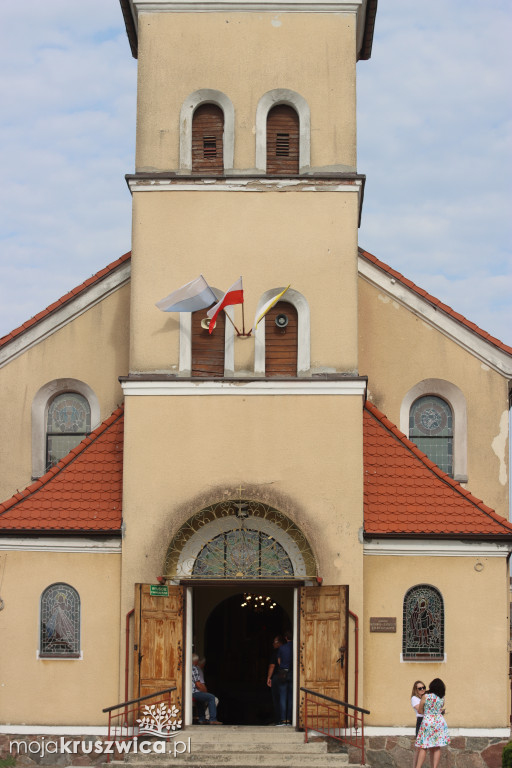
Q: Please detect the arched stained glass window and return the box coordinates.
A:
[193,529,294,579]
[409,396,453,476]
[40,583,81,658]
[46,393,91,470]
[403,584,444,661]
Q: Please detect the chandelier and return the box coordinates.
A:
[240,593,277,612]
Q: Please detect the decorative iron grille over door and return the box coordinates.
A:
[165,499,317,581]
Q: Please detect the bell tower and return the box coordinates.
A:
[119,1,376,713]
[121,0,376,376]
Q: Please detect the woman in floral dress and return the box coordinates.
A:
[415,678,450,768]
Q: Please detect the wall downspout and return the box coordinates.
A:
[349,609,359,709]
[125,608,134,704]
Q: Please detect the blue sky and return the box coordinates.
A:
[0,0,510,343]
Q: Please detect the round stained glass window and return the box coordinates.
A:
[47,394,90,434]
[410,396,452,437]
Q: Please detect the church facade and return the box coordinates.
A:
[0,0,511,743]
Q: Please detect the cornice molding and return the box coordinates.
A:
[358,256,512,377]
[0,537,122,553]
[126,174,364,193]
[130,1,363,16]
[363,538,512,557]
[121,378,367,396]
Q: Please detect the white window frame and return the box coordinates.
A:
[179,289,235,376]
[255,89,311,173]
[32,379,99,479]
[180,89,235,172]
[253,288,310,376]
[400,379,467,482]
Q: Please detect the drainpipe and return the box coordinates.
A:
[125,609,134,704]
[349,610,359,709]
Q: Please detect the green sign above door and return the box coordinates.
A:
[150,584,169,596]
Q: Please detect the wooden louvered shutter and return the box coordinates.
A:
[266,105,299,174]
[265,301,298,377]
[192,104,224,173]
[191,307,225,377]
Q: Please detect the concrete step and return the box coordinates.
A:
[104,725,363,767]
[114,756,350,767]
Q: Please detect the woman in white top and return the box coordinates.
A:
[411,681,426,767]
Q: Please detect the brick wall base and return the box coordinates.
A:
[347,735,509,768]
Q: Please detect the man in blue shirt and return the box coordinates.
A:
[277,630,293,725]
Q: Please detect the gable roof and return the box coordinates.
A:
[0,408,124,534]
[0,251,131,353]
[359,246,512,358]
[1,248,509,372]
[1,401,510,541]
[364,400,512,539]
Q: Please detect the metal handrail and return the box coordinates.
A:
[102,687,176,713]
[300,687,370,715]
[102,687,178,762]
[300,686,370,764]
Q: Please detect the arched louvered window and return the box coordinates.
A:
[192,104,224,173]
[265,301,298,377]
[266,105,299,174]
[46,393,91,470]
[409,396,453,476]
[402,584,444,661]
[40,583,81,658]
[191,305,226,377]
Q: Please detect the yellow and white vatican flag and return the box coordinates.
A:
[250,285,290,335]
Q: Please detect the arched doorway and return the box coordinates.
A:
[164,498,315,725]
[133,499,347,729]
[164,498,317,581]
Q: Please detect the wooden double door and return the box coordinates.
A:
[133,583,348,727]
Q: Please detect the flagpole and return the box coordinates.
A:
[241,301,246,336]
[223,309,241,336]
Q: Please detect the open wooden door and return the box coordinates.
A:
[298,585,348,728]
[133,584,184,711]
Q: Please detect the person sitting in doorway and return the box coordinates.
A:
[192,654,222,724]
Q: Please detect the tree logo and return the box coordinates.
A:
[137,703,182,738]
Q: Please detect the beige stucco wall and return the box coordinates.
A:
[358,277,510,518]
[0,285,130,502]
[119,392,364,696]
[0,550,121,725]
[363,554,510,727]
[135,11,357,172]
[130,189,359,373]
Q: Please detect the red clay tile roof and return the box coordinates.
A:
[359,247,512,356]
[2,399,509,541]
[364,400,512,538]
[0,407,124,533]
[0,252,131,350]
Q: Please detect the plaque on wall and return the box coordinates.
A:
[370,617,396,633]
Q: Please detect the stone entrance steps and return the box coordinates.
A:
[110,725,365,767]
